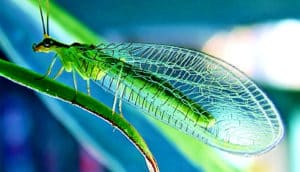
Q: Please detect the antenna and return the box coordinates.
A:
[38,0,46,36]
[38,0,49,37]
[46,0,50,36]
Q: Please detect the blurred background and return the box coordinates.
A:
[1,0,300,171]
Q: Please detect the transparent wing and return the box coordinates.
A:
[94,43,284,155]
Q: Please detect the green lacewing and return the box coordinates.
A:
[32,0,284,155]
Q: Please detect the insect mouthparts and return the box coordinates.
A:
[32,43,37,52]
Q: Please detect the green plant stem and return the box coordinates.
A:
[0,58,159,172]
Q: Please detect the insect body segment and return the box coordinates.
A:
[95,58,217,128]
[33,38,216,130]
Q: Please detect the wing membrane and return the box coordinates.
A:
[92,43,283,155]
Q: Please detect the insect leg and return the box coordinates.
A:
[118,85,126,117]
[112,86,119,115]
[72,70,78,91]
[53,66,64,80]
[70,70,79,103]
[35,56,57,80]
[86,80,91,96]
[112,62,124,115]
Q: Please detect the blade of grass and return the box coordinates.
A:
[0,58,159,172]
